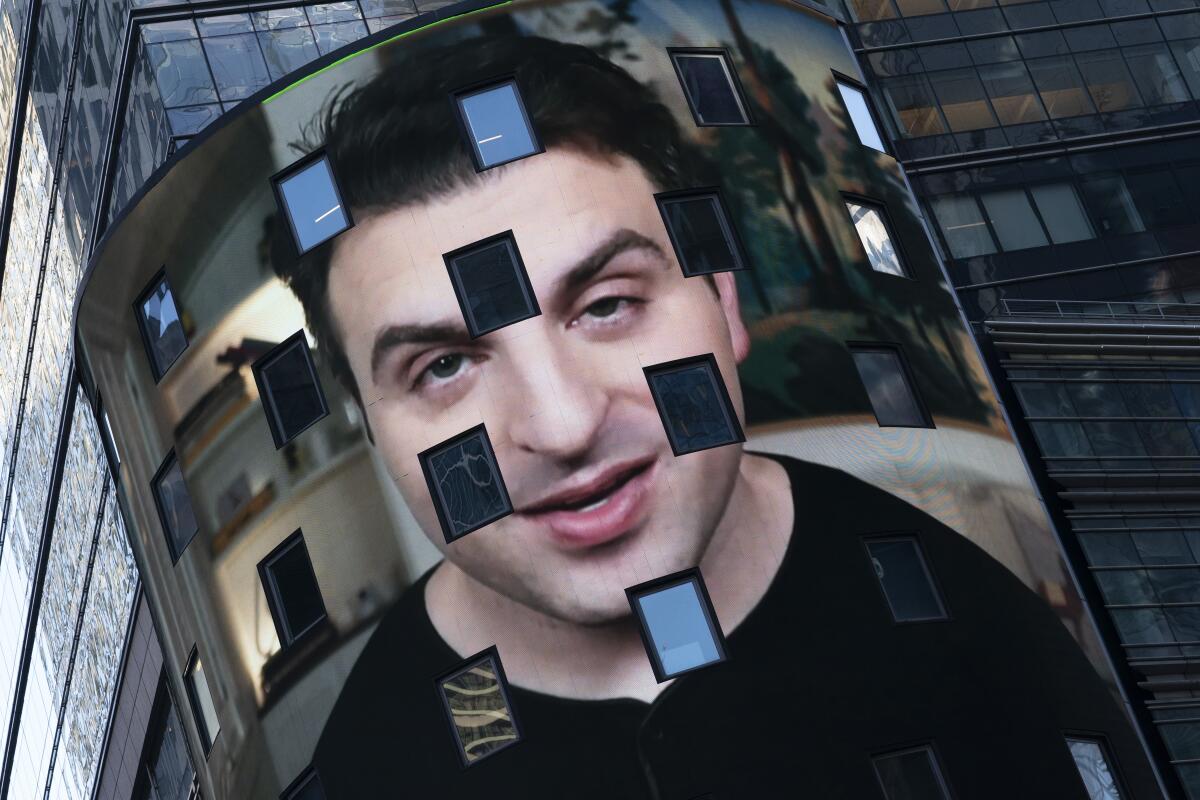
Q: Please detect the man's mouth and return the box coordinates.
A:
[518,458,657,549]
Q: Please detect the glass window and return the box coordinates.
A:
[273,152,352,255]
[259,530,327,649]
[135,271,189,381]
[644,354,745,456]
[1095,569,1158,605]
[837,80,888,151]
[845,199,908,276]
[134,682,195,800]
[1124,168,1190,228]
[1079,175,1146,234]
[1121,382,1182,416]
[928,68,998,130]
[847,0,901,20]
[202,33,270,102]
[184,649,220,753]
[627,569,727,681]
[978,62,1048,124]
[444,233,541,337]
[850,346,932,428]
[1014,381,1077,416]
[258,27,320,81]
[281,767,326,800]
[1031,420,1094,457]
[99,399,121,473]
[146,39,219,108]
[1169,39,1200,97]
[311,20,369,55]
[1080,531,1140,566]
[657,191,747,276]
[873,746,952,800]
[419,424,513,543]
[455,80,541,169]
[435,648,521,766]
[881,75,949,137]
[360,0,419,17]
[866,536,947,621]
[252,331,330,448]
[898,0,949,13]
[1027,56,1097,117]
[928,194,998,258]
[980,189,1050,250]
[1123,43,1191,105]
[1138,420,1199,456]
[1076,50,1144,111]
[1171,381,1200,417]
[1029,184,1096,243]
[152,451,199,563]
[1067,381,1129,416]
[671,51,751,126]
[1066,737,1124,800]
[306,2,362,23]
[1083,421,1148,457]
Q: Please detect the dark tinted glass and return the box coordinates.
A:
[436,651,520,765]
[672,53,749,125]
[420,426,512,542]
[873,747,952,799]
[256,335,329,446]
[866,538,947,621]
[282,769,326,800]
[276,154,351,254]
[457,81,540,168]
[138,275,189,378]
[263,535,326,645]
[659,193,744,276]
[154,455,199,561]
[645,356,744,455]
[850,347,930,427]
[446,236,539,336]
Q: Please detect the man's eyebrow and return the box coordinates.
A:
[558,228,667,296]
[370,321,469,383]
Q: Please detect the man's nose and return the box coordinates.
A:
[496,327,609,460]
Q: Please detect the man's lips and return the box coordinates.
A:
[517,458,656,549]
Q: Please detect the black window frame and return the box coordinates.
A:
[443,230,542,338]
[96,392,121,478]
[451,75,545,173]
[625,566,729,683]
[433,645,523,769]
[832,69,892,154]
[654,187,751,277]
[861,532,951,624]
[280,765,325,800]
[643,353,746,457]
[668,47,754,127]
[182,645,220,758]
[133,267,189,383]
[418,422,514,544]
[847,342,935,429]
[1063,731,1129,800]
[841,193,912,279]
[251,329,331,449]
[269,146,356,260]
[151,448,199,565]
[257,528,328,650]
[871,741,955,800]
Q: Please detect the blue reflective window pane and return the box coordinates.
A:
[196,13,253,36]
[420,427,513,542]
[306,2,363,23]
[646,359,743,455]
[203,33,271,101]
[166,103,221,136]
[258,27,320,81]
[312,20,369,55]
[837,81,888,151]
[147,39,218,108]
[360,0,418,15]
[1067,738,1124,800]
[154,457,199,560]
[673,53,750,125]
[252,8,308,30]
[866,538,947,621]
[446,237,539,336]
[636,578,723,677]
[140,276,188,376]
[277,156,350,253]
[457,82,540,168]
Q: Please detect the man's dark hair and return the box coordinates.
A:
[271,33,711,407]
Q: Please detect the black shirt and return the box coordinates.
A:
[311,455,1154,799]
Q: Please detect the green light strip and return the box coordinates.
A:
[262,1,513,104]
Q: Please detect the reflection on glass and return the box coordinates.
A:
[659,192,745,276]
[629,571,726,679]
[260,531,327,648]
[882,75,949,137]
[456,81,540,168]
[929,194,997,258]
[139,275,189,379]
[445,235,540,336]
[153,453,199,561]
[1029,184,1095,244]
[436,650,520,765]
[1027,56,1097,118]
[866,537,947,621]
[672,52,750,125]
[276,154,351,254]
[850,347,930,428]
[837,81,888,151]
[1079,175,1145,235]
[254,332,330,448]
[846,200,907,276]
[645,355,744,455]
[185,652,221,751]
[420,425,513,542]
[1075,50,1143,112]
[1123,43,1190,106]
[980,189,1049,251]
[927,68,997,131]
[1067,738,1123,800]
[978,62,1048,124]
[873,747,952,800]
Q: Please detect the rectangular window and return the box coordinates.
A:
[980,189,1049,251]
[419,424,513,543]
[152,450,199,563]
[444,232,541,337]
[132,678,195,800]
[280,766,325,800]
[927,68,998,131]
[835,78,888,152]
[656,189,747,276]
[644,354,745,457]
[1123,168,1190,229]
[978,62,1048,124]
[454,79,541,170]
[97,395,121,475]
[881,75,949,137]
[670,50,751,126]
[844,198,908,277]
[1028,183,1095,243]
[928,194,998,258]
[258,530,327,649]
[1027,56,1097,118]
[1122,43,1190,106]
[846,0,901,21]
[873,745,952,800]
[1066,736,1125,800]
[435,647,521,767]
[1076,50,1144,111]
[865,535,948,622]
[134,269,189,381]
[850,345,932,428]
[626,568,728,682]
[1079,175,1145,235]
[271,150,353,256]
[183,647,220,754]
[252,330,330,449]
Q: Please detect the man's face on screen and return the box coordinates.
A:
[326,149,750,624]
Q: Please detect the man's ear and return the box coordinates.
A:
[713,272,750,364]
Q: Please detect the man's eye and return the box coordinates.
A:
[421,353,466,383]
[586,297,623,318]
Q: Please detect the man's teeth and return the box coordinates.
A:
[577,492,614,513]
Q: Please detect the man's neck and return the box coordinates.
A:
[424,452,794,703]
